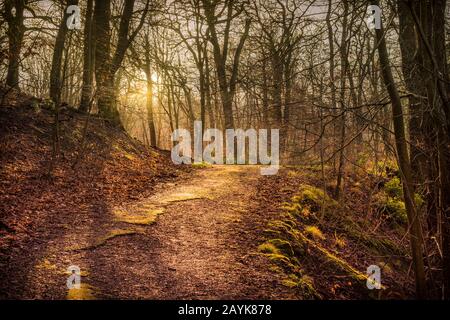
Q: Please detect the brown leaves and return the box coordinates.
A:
[0,94,187,258]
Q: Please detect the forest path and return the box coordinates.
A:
[25,165,293,299]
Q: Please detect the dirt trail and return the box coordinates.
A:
[11,165,293,299]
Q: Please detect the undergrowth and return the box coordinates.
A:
[258,169,410,299]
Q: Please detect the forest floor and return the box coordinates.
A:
[0,89,293,299]
[0,87,415,299]
[3,165,296,299]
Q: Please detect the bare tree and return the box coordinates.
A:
[201,0,251,129]
[93,0,149,125]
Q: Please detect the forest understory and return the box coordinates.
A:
[0,89,416,299]
[1,0,449,301]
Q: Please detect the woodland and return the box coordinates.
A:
[0,0,449,300]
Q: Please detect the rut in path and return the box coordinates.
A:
[25,165,293,299]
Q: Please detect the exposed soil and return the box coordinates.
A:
[1,165,294,299]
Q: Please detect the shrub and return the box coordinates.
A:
[376,177,424,225]
[384,177,402,198]
[385,197,407,224]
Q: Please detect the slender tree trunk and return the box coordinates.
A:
[410,0,450,298]
[262,56,269,127]
[199,65,206,138]
[204,51,215,128]
[270,50,283,126]
[50,0,78,105]
[375,11,427,299]
[144,68,157,147]
[326,0,337,113]
[334,0,349,199]
[79,0,94,112]
[432,0,450,299]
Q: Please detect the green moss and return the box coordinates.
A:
[124,153,135,160]
[161,192,208,203]
[287,170,302,177]
[192,162,211,169]
[281,279,299,288]
[269,264,283,273]
[67,284,97,300]
[266,253,293,267]
[258,237,300,272]
[298,275,320,299]
[414,193,425,208]
[304,225,325,240]
[299,185,337,208]
[260,181,395,297]
[283,185,338,223]
[374,177,424,225]
[114,208,164,225]
[258,242,279,254]
[296,230,367,282]
[385,177,402,198]
[259,239,295,256]
[280,274,320,299]
[269,239,294,255]
[262,217,370,290]
[356,152,369,167]
[385,197,407,224]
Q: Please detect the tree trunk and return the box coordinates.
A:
[79,0,94,112]
[4,0,25,89]
[270,50,283,126]
[93,0,116,120]
[201,0,250,130]
[50,0,78,105]
[145,68,157,147]
[334,0,349,199]
[375,9,427,298]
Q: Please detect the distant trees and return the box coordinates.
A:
[130,27,158,146]
[252,0,304,128]
[201,0,251,129]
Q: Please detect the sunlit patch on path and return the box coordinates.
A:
[24,165,293,299]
